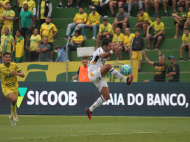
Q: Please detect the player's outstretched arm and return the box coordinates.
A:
[12,71,25,78]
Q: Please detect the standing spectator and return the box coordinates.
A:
[37,37,51,62]
[0,28,14,60]
[0,0,9,33]
[19,3,35,61]
[142,50,168,82]
[109,0,126,17]
[84,6,100,40]
[29,29,41,62]
[40,17,58,62]
[55,45,66,62]
[172,6,187,39]
[123,28,135,57]
[37,0,52,26]
[71,57,90,82]
[128,0,144,16]
[167,56,180,82]
[57,0,63,8]
[22,0,36,30]
[96,18,114,49]
[65,6,87,39]
[146,16,165,50]
[131,30,144,72]
[1,2,15,35]
[112,27,124,60]
[13,29,24,63]
[179,28,190,61]
[63,30,84,61]
[136,8,152,37]
[76,0,92,8]
[96,0,110,18]
[112,7,129,31]
[65,0,74,8]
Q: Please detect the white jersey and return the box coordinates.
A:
[88,47,106,72]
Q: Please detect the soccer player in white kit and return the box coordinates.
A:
[85,38,133,120]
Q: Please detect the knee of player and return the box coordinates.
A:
[104,95,110,100]
[12,98,17,104]
[106,64,113,70]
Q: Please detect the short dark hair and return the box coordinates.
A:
[82,57,88,61]
[135,30,140,32]
[103,18,108,22]
[4,27,9,31]
[79,6,84,9]
[184,28,189,31]
[156,15,161,19]
[102,38,111,47]
[3,52,11,57]
[17,29,22,34]
[6,2,11,5]
[55,45,62,50]
[75,30,80,35]
[178,5,183,8]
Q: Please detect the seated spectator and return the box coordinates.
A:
[136,8,152,37]
[65,0,74,8]
[179,28,190,61]
[184,8,190,29]
[145,0,162,17]
[13,29,25,63]
[112,27,124,60]
[55,45,66,62]
[172,6,186,39]
[37,0,52,26]
[65,6,87,40]
[76,0,92,8]
[167,56,180,82]
[142,50,168,82]
[63,30,84,60]
[84,6,100,40]
[96,18,114,49]
[37,37,51,62]
[123,28,135,58]
[177,0,190,12]
[131,30,144,72]
[109,0,126,17]
[163,0,178,16]
[112,7,129,31]
[0,28,14,60]
[71,57,90,82]
[146,16,165,50]
[96,0,110,18]
[57,0,63,8]
[29,29,41,62]
[128,0,144,16]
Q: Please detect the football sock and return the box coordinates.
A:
[110,67,126,83]
[89,95,106,112]
[59,3,62,6]
[11,103,16,113]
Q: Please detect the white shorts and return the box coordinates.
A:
[88,68,108,92]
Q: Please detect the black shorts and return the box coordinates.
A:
[100,34,113,40]
[117,22,130,28]
[174,21,185,28]
[48,42,53,51]
[149,34,165,40]
[185,45,190,51]
[30,51,39,61]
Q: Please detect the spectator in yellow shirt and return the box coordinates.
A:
[112,27,124,60]
[96,18,114,49]
[63,30,84,60]
[84,6,100,40]
[65,6,87,40]
[179,28,190,61]
[0,0,9,33]
[146,16,165,50]
[123,28,135,58]
[1,2,15,35]
[136,8,152,37]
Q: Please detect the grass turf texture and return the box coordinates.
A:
[0,115,189,142]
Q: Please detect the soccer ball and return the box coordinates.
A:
[120,65,132,76]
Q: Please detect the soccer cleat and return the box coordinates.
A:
[164,12,169,17]
[13,113,19,122]
[9,116,16,127]
[127,75,133,85]
[85,108,92,120]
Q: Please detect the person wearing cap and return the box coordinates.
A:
[142,50,168,82]
[65,6,87,40]
[96,18,114,49]
[167,56,180,82]
[84,6,100,40]
[179,28,190,61]
[136,8,152,37]
[172,6,187,39]
[112,7,130,31]
[127,0,144,17]
[146,16,165,50]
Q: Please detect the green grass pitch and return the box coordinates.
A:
[0,115,189,142]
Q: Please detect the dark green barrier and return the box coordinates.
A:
[0,82,189,116]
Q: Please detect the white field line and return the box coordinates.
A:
[0,132,177,141]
